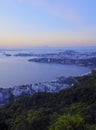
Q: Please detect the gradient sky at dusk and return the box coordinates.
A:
[0,0,96,47]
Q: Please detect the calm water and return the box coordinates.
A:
[0,54,90,88]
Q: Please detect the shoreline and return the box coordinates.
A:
[0,69,95,107]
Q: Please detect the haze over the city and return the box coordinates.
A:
[0,0,96,47]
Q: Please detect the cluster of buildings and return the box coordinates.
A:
[0,76,77,107]
[40,51,96,60]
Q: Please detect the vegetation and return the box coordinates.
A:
[0,71,96,130]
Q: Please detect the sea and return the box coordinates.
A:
[0,48,91,88]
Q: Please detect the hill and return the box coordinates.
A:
[0,70,96,130]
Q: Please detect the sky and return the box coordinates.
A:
[0,0,96,47]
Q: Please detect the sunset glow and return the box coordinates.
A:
[0,0,96,47]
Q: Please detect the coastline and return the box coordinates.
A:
[0,69,94,107]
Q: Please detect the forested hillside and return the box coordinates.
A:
[0,70,96,130]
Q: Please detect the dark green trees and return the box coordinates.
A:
[50,114,96,130]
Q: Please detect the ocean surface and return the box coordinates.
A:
[0,50,91,88]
